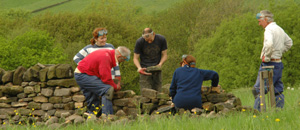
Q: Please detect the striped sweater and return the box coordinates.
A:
[73,43,120,79]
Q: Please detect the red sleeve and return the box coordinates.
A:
[98,61,117,90]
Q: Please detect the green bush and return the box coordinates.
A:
[0,30,67,70]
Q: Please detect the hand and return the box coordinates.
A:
[138,68,152,75]
[156,64,162,68]
[211,85,222,94]
[115,81,121,91]
[171,103,175,108]
[262,56,266,62]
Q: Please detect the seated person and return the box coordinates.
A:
[169,55,219,110]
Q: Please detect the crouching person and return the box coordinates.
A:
[169,55,219,110]
[74,46,131,115]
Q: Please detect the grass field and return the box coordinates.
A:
[4,86,300,130]
[0,0,184,14]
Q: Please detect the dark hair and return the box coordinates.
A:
[143,28,153,34]
[90,27,107,45]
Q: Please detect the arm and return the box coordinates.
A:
[202,70,219,87]
[282,33,293,53]
[133,53,142,71]
[73,48,88,65]
[263,30,274,62]
[157,50,167,67]
[169,71,177,99]
[98,64,117,90]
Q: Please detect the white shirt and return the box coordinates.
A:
[260,22,293,62]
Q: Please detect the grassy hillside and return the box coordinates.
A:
[0,0,184,14]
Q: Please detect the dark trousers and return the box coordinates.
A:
[74,73,113,115]
[253,62,284,111]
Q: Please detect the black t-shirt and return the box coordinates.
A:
[134,34,168,68]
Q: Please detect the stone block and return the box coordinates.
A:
[24,86,34,94]
[123,90,136,98]
[55,64,74,79]
[141,88,157,99]
[13,66,26,85]
[2,71,14,84]
[47,79,77,88]
[41,103,54,110]
[72,95,85,102]
[41,88,53,97]
[206,93,228,103]
[113,98,130,107]
[11,102,28,107]
[33,96,48,103]
[27,102,41,109]
[54,88,71,96]
[161,84,170,94]
[49,97,62,104]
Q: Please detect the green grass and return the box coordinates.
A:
[5,86,300,130]
[0,0,185,14]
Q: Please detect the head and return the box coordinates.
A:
[90,27,108,46]
[142,28,155,43]
[180,55,196,68]
[115,46,131,63]
[256,10,274,28]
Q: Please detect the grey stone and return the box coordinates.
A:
[74,116,85,125]
[72,95,85,102]
[127,108,138,118]
[0,68,5,84]
[54,88,71,96]
[2,70,14,84]
[24,86,34,94]
[39,67,49,82]
[27,102,41,109]
[28,93,36,97]
[113,91,125,99]
[47,65,59,80]
[22,98,33,102]
[41,88,53,97]
[33,96,48,103]
[47,79,77,88]
[23,65,41,82]
[141,88,157,99]
[49,97,62,104]
[34,85,41,93]
[62,96,72,103]
[2,83,23,96]
[113,98,130,106]
[55,64,74,79]
[157,93,169,100]
[0,108,15,116]
[41,103,54,110]
[54,110,73,118]
[206,93,228,103]
[32,110,45,116]
[0,96,12,103]
[115,110,126,117]
[13,66,26,85]
[47,109,56,116]
[123,90,136,98]
[63,102,74,110]
[0,103,11,108]
[29,81,38,86]
[45,116,59,125]
[21,82,29,87]
[0,115,9,119]
[17,108,31,115]
[65,114,82,121]
[17,93,27,99]
[54,104,64,109]
[70,86,80,93]
[11,102,28,107]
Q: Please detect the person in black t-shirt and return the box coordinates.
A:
[133,28,168,92]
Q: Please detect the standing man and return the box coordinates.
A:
[133,28,168,92]
[253,10,293,111]
[74,46,131,115]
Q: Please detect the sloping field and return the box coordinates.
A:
[0,0,184,14]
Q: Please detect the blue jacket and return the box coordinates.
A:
[169,65,219,109]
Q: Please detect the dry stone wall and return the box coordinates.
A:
[0,64,252,127]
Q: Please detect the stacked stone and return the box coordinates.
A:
[0,64,82,125]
